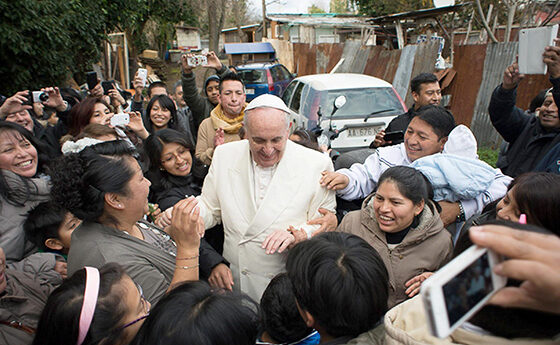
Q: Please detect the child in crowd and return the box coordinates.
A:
[258,273,320,345]
[24,201,81,255]
[286,232,389,344]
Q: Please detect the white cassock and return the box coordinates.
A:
[197,139,336,301]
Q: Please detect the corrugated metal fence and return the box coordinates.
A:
[288,41,552,146]
[471,43,518,146]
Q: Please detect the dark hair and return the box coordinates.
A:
[172,81,182,94]
[0,121,49,207]
[286,232,388,338]
[144,95,178,133]
[260,273,313,344]
[219,72,244,92]
[452,220,560,338]
[68,97,111,137]
[131,281,259,345]
[378,166,436,208]
[147,81,168,98]
[410,73,438,94]
[49,140,136,222]
[59,87,84,108]
[291,128,320,152]
[507,172,560,235]
[413,105,456,139]
[144,128,193,190]
[32,263,129,345]
[24,201,67,252]
[529,89,548,113]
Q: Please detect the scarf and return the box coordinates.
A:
[210,104,245,134]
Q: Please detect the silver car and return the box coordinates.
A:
[282,73,407,151]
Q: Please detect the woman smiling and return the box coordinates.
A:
[338,166,453,308]
[50,140,203,303]
[0,122,50,262]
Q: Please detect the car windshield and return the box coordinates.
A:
[237,69,267,84]
[317,88,403,118]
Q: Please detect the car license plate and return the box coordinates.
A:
[246,88,255,95]
[347,126,381,138]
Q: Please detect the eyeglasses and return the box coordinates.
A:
[119,283,150,330]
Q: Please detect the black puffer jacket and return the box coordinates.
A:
[489,82,560,177]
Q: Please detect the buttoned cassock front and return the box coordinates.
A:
[197,139,336,301]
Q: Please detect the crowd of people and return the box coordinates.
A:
[0,41,559,345]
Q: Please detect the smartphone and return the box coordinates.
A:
[101,81,115,95]
[187,55,208,67]
[137,68,148,87]
[421,245,507,338]
[383,130,404,142]
[110,113,130,127]
[86,71,98,90]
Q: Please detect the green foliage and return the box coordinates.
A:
[352,0,432,17]
[478,146,499,168]
[0,0,197,95]
[308,4,327,14]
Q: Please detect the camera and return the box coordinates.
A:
[24,91,49,105]
[187,55,208,67]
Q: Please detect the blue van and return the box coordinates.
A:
[236,63,295,101]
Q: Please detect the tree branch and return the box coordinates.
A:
[475,0,498,43]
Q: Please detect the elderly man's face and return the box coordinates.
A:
[246,107,289,167]
[5,110,33,132]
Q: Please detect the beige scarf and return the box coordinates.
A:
[210,104,246,134]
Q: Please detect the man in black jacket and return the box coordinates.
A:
[372,72,441,147]
[489,52,560,178]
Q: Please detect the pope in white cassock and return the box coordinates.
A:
[197,94,336,301]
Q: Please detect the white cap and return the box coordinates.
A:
[245,94,290,113]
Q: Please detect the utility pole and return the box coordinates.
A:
[262,0,267,38]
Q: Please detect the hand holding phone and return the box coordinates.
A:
[421,245,506,338]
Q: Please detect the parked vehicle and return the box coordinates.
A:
[236,63,295,101]
[281,73,407,151]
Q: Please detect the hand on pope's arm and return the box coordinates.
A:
[469,225,560,315]
[319,171,349,190]
[307,208,338,235]
[208,263,234,291]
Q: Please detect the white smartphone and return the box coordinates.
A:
[187,55,208,67]
[421,245,507,339]
[137,68,148,87]
[110,113,130,127]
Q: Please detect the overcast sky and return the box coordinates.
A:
[248,0,331,15]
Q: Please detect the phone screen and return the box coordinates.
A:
[442,252,494,326]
